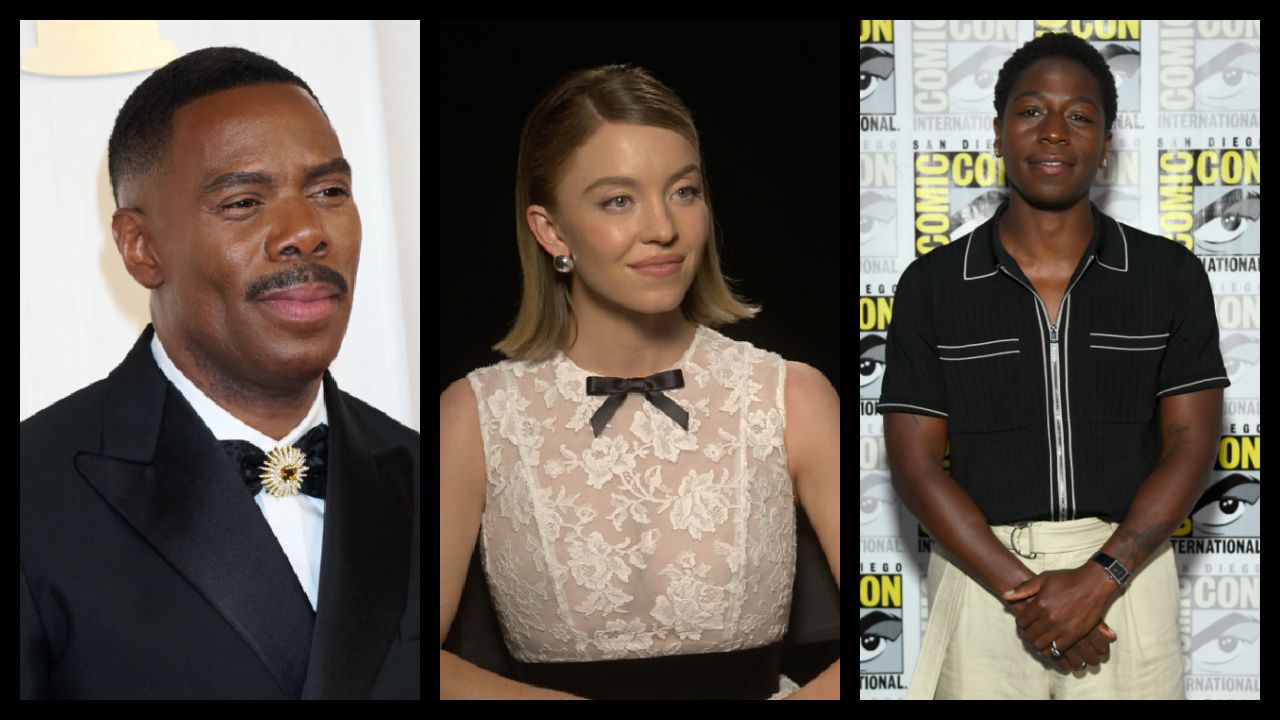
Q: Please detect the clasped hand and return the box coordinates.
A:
[1003,567,1119,673]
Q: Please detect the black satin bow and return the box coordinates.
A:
[585,369,689,438]
[219,423,329,499]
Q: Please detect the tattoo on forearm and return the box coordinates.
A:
[1115,524,1171,569]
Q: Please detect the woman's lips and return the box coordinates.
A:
[630,259,682,277]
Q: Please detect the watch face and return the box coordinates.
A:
[1098,555,1128,583]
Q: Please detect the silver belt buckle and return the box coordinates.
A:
[1010,522,1037,559]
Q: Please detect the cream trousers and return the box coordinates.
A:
[906,517,1184,699]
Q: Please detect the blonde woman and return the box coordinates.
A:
[440,65,839,699]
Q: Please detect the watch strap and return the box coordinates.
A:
[1091,552,1130,587]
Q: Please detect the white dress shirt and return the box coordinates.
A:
[150,333,325,611]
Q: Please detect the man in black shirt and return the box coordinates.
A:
[877,34,1227,699]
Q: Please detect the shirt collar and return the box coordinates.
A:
[963,199,1130,280]
[150,331,328,452]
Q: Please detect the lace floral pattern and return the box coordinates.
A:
[468,326,796,663]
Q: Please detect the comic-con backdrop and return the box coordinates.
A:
[859,20,1259,699]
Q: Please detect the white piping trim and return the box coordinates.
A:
[1157,377,1229,396]
[938,338,1019,349]
[939,350,1021,361]
[877,402,949,417]
[1096,218,1130,271]
[963,228,999,280]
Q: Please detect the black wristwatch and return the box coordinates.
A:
[1091,552,1131,588]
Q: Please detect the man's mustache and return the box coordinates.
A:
[245,264,349,301]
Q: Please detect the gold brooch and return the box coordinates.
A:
[259,445,308,498]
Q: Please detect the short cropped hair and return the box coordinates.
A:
[495,64,759,361]
[107,46,327,208]
[993,33,1118,133]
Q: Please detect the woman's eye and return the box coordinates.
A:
[601,186,701,210]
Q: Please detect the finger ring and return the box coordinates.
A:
[1075,661,1087,671]
[1050,640,1063,659]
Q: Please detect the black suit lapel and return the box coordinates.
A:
[300,372,413,699]
[73,325,315,697]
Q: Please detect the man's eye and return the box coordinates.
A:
[221,188,349,212]
[1019,108,1091,122]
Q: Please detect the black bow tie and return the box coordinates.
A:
[585,369,689,438]
[219,424,329,499]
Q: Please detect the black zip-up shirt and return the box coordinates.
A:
[876,201,1230,525]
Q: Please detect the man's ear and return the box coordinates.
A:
[112,208,163,289]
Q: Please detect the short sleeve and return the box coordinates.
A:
[1155,250,1231,398]
[875,260,948,419]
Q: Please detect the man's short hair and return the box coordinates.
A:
[107,46,327,209]
[992,32,1118,133]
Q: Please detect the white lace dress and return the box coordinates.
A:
[466,325,800,699]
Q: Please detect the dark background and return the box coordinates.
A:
[439,21,840,393]
[438,20,843,691]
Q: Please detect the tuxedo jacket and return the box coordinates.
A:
[20,325,420,699]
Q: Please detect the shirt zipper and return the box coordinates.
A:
[999,256,1095,521]
[1048,326,1067,520]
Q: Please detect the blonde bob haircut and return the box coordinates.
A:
[494,64,760,361]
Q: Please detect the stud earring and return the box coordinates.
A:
[554,254,575,273]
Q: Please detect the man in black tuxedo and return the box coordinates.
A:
[19,47,419,699]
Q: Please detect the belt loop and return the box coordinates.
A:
[1010,522,1037,559]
